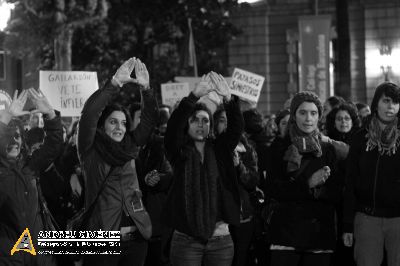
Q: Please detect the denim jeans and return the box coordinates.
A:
[170,230,234,266]
[354,212,400,266]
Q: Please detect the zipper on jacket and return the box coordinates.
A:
[372,153,381,214]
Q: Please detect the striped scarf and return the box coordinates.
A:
[366,115,400,156]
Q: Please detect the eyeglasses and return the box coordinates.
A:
[335,116,351,122]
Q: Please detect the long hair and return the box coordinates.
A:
[326,103,360,138]
[97,103,133,131]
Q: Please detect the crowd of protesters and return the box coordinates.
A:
[0,56,399,266]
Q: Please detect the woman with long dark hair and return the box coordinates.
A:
[78,58,158,266]
[164,72,243,266]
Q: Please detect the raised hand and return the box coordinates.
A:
[112,57,138,87]
[209,72,231,101]
[193,75,214,98]
[29,88,55,119]
[134,59,150,89]
[8,90,30,117]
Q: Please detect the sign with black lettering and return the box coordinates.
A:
[229,68,265,103]
[39,71,98,116]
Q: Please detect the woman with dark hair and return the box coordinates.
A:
[343,82,400,266]
[325,103,360,266]
[268,91,342,266]
[326,103,360,144]
[77,58,158,266]
[164,73,243,266]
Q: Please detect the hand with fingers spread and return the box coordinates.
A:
[8,90,30,117]
[134,59,150,89]
[28,88,56,119]
[209,72,231,101]
[193,75,214,98]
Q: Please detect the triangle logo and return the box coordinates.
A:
[10,228,36,256]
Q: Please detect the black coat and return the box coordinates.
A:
[163,93,243,238]
[0,115,63,265]
[137,134,173,237]
[343,128,400,233]
[268,136,342,250]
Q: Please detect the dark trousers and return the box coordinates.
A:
[229,219,256,266]
[270,250,331,266]
[144,228,173,266]
[83,238,148,266]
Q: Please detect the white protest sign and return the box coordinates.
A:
[39,71,99,117]
[175,76,232,91]
[229,68,265,103]
[0,89,12,111]
[161,82,190,107]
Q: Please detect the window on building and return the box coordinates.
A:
[0,51,5,80]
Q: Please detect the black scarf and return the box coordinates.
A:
[184,141,219,240]
[93,129,138,166]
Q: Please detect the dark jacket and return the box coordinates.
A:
[78,81,158,233]
[268,136,341,250]
[163,93,243,237]
[343,128,400,233]
[137,133,173,237]
[0,115,63,266]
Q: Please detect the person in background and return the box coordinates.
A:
[164,72,243,266]
[243,108,271,193]
[0,88,63,266]
[325,103,360,266]
[137,106,173,266]
[343,82,400,266]
[320,96,346,133]
[214,107,259,266]
[268,91,342,266]
[157,104,171,136]
[356,102,371,127]
[78,57,158,266]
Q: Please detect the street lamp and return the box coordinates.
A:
[0,1,14,31]
[380,44,392,81]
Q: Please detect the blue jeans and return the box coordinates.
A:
[170,231,234,266]
[354,212,400,266]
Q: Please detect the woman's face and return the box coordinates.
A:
[7,127,22,159]
[295,102,319,134]
[376,95,399,123]
[278,114,290,137]
[335,110,353,133]
[188,110,210,141]
[216,111,227,135]
[103,111,126,142]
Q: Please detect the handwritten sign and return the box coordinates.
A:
[39,71,98,117]
[229,68,265,103]
[161,82,190,107]
[0,89,11,111]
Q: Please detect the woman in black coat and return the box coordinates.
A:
[268,92,342,266]
[164,72,243,266]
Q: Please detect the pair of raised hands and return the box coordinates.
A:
[193,72,231,102]
[112,57,150,89]
[7,88,55,119]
